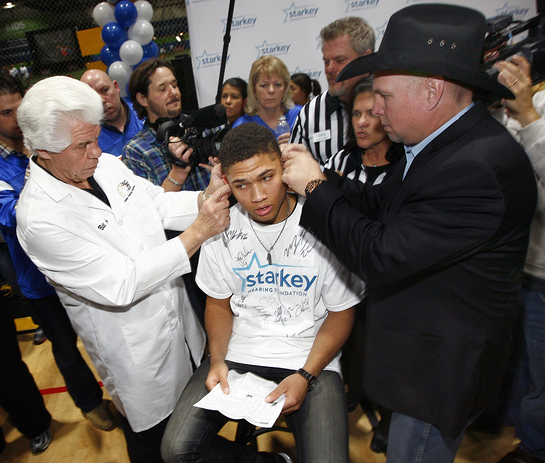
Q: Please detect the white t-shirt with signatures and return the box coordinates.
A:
[196,196,366,373]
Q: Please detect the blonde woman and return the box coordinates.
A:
[233,55,302,143]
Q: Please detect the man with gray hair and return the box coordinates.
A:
[15,76,231,463]
[290,16,375,164]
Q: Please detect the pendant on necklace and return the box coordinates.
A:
[267,252,272,265]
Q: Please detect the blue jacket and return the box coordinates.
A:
[0,145,55,298]
[232,105,302,134]
[98,98,144,158]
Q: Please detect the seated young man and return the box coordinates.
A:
[161,122,365,463]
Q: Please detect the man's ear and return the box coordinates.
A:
[113,80,121,95]
[136,92,148,108]
[36,149,51,160]
[426,77,445,111]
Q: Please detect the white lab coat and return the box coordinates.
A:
[16,154,206,432]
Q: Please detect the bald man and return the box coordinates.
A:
[81,70,143,158]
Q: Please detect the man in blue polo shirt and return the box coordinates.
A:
[81,69,143,158]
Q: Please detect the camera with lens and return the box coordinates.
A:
[156,104,229,169]
[484,12,545,85]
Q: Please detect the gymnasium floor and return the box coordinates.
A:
[1,313,519,462]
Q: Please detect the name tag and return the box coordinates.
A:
[312,130,331,143]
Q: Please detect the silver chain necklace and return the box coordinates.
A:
[249,194,290,265]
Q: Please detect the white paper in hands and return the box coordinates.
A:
[193,370,286,428]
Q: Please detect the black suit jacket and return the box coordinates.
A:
[301,101,537,439]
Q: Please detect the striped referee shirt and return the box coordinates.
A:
[290,91,350,165]
[324,144,404,185]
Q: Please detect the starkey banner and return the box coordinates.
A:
[186,0,537,106]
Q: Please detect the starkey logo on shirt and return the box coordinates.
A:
[345,0,380,13]
[234,253,317,294]
[283,3,319,22]
[222,15,257,31]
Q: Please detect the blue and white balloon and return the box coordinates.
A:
[100,45,121,66]
[101,22,128,48]
[93,2,115,27]
[142,41,159,59]
[114,1,138,29]
[128,19,154,46]
[134,1,153,22]
[120,39,144,66]
[108,60,132,97]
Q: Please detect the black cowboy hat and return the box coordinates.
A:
[337,3,514,99]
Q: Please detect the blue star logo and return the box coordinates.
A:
[345,0,380,13]
[255,41,292,59]
[283,2,299,21]
[195,50,227,69]
[282,3,319,22]
[375,21,388,43]
[495,2,530,19]
[221,15,258,31]
[234,253,304,292]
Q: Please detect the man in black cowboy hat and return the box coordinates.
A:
[281,3,537,462]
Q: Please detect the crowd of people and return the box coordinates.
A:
[0,4,544,463]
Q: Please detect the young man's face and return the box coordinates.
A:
[223,152,288,225]
[0,92,23,146]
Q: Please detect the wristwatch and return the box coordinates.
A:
[305,179,324,196]
[297,368,317,391]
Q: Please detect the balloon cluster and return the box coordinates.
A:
[93,0,158,97]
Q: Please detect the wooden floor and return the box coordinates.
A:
[0,318,519,463]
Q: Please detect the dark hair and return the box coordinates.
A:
[223,77,248,100]
[290,73,321,99]
[219,122,280,170]
[0,75,24,98]
[344,77,402,163]
[129,58,176,119]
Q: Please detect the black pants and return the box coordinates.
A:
[0,299,51,447]
[119,413,170,463]
[29,294,103,413]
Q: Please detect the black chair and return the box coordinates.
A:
[234,418,292,448]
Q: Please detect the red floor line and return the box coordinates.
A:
[40,381,103,396]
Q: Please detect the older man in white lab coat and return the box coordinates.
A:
[15,76,231,463]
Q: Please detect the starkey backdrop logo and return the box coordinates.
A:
[255,41,291,59]
[292,66,323,81]
[283,3,320,22]
[195,50,229,69]
[375,21,388,44]
[222,15,258,32]
[345,0,380,13]
[494,2,530,20]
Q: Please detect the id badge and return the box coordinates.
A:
[312,130,331,143]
